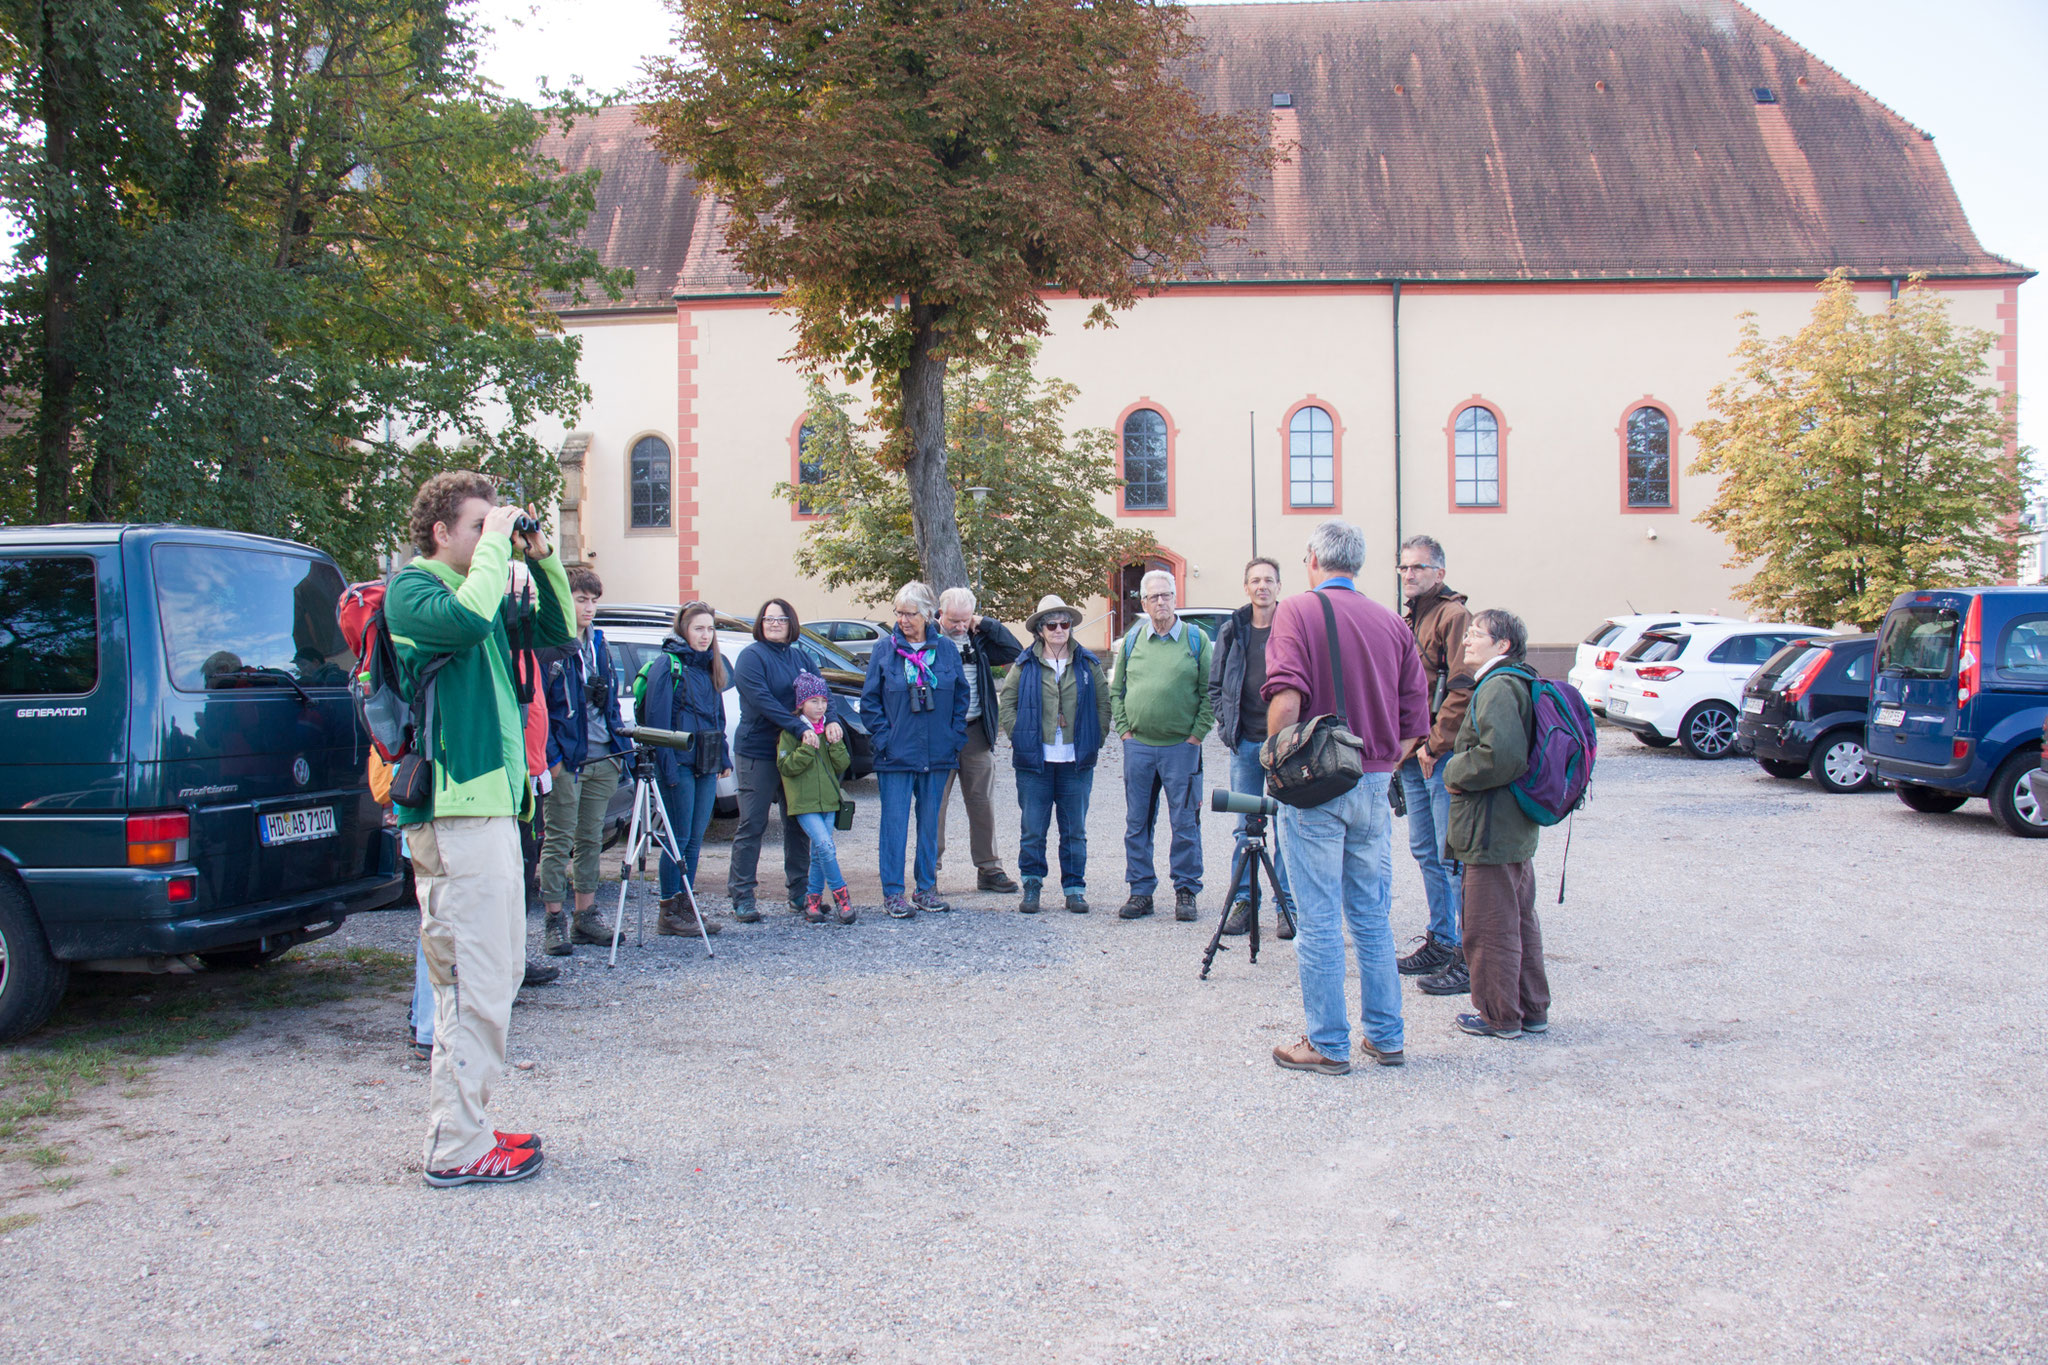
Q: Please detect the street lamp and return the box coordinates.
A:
[965,486,992,596]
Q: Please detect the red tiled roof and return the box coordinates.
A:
[542,0,2025,310]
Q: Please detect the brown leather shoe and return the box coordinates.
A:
[1271,1036,1350,1075]
[656,896,722,937]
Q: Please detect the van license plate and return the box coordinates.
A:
[1873,706,1905,728]
[1743,698,1764,714]
[261,806,337,845]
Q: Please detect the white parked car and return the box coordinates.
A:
[1569,612,1744,713]
[1604,620,1822,759]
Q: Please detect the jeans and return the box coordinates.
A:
[1278,772,1402,1061]
[411,940,433,1047]
[1398,756,1462,946]
[794,811,848,894]
[728,753,808,907]
[1228,738,1291,906]
[657,771,720,896]
[1016,762,1093,891]
[1122,739,1204,895]
[878,770,948,898]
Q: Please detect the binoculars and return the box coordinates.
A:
[512,512,543,535]
[908,681,935,713]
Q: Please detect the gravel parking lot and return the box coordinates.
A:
[3,727,2044,1363]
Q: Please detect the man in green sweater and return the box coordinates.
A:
[1111,569,1215,921]
[385,471,575,1186]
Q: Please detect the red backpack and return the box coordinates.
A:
[338,578,415,763]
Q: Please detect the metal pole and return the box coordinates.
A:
[1391,280,1404,610]
[1248,411,1257,559]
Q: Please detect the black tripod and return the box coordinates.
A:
[1200,808,1296,979]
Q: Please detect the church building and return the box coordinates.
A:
[521,0,2025,647]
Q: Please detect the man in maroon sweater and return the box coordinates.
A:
[1261,519,1430,1074]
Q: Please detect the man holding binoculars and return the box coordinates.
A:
[537,566,631,955]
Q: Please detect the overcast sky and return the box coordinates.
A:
[466,0,2047,458]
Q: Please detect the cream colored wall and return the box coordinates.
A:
[558,283,2011,645]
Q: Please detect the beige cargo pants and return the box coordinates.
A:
[410,815,525,1171]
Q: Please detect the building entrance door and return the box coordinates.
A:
[1110,557,1177,645]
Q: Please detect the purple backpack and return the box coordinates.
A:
[1500,664,1597,827]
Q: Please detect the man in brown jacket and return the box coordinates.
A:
[1392,534,1477,994]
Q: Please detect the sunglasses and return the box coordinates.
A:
[1042,620,1073,631]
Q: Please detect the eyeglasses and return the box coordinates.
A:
[760,614,790,623]
[1396,564,1437,574]
[1141,592,1174,603]
[1042,621,1073,631]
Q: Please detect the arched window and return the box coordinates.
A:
[629,435,671,528]
[1453,405,1500,507]
[1122,408,1168,511]
[1626,406,1672,508]
[795,422,822,515]
[1289,405,1335,508]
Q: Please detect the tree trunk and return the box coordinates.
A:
[900,300,969,592]
[33,0,80,524]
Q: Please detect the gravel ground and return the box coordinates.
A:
[4,727,2046,1364]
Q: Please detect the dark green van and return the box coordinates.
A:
[0,525,404,1038]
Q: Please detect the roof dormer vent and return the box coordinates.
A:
[1272,92,1293,108]
[1753,86,1778,104]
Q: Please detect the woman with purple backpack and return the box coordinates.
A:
[1441,608,1551,1041]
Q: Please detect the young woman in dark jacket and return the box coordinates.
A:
[633,601,732,936]
[727,598,841,922]
[859,581,968,918]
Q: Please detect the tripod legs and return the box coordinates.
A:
[1199,835,1296,980]
[609,774,711,967]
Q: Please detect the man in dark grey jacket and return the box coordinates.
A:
[936,587,1024,892]
[1209,557,1292,934]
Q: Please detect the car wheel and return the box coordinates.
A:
[0,877,69,1043]
[713,795,739,820]
[1635,732,1676,748]
[1807,731,1874,794]
[1678,701,1740,759]
[1987,751,2048,838]
[1895,783,1969,815]
[1757,759,1807,779]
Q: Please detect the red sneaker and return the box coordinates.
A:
[494,1130,541,1151]
[424,1141,545,1187]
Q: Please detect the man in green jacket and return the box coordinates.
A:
[385,471,575,1186]
[1441,608,1550,1041]
[1111,569,1215,922]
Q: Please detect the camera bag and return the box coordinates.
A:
[1261,591,1366,809]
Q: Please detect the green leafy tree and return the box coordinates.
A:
[644,0,1271,591]
[776,346,1156,621]
[1691,272,2027,629]
[0,0,630,575]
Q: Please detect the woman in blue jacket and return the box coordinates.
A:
[860,581,969,918]
[633,601,732,937]
[728,598,841,922]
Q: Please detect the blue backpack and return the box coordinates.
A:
[1120,622,1204,674]
[1503,665,1598,827]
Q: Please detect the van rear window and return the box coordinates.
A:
[0,556,98,696]
[153,546,354,693]
[1878,606,1959,679]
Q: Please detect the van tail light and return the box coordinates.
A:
[1953,738,1972,761]
[1957,597,1982,708]
[1595,650,1619,672]
[127,811,190,866]
[1784,655,1826,704]
[1634,666,1684,681]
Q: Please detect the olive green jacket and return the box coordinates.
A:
[998,641,1114,750]
[1443,661,1541,865]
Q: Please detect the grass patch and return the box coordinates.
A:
[27,1146,64,1168]
[0,946,411,1160]
[0,1213,39,1235]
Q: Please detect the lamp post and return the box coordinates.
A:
[965,486,992,597]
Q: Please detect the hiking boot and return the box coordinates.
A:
[1357,1036,1406,1067]
[831,886,857,924]
[1418,951,1470,996]
[978,868,1020,893]
[521,959,559,988]
[1398,933,1457,977]
[1018,879,1042,914]
[885,895,916,919]
[912,890,952,913]
[1118,894,1154,920]
[657,896,722,937]
[542,912,571,957]
[569,908,614,945]
[1222,899,1252,936]
[803,893,829,925]
[1271,1036,1350,1076]
[408,1037,431,1062]
[1456,1012,1522,1040]
[494,1131,542,1151]
[731,899,762,924]
[424,1140,545,1188]
[1174,889,1199,922]
[1275,906,1297,941]
[1065,891,1090,914]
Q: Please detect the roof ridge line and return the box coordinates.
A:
[1728,0,1933,142]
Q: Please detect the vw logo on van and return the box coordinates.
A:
[292,757,311,787]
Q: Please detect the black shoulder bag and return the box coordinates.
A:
[1260,591,1366,809]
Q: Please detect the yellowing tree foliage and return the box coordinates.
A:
[1691,272,2026,629]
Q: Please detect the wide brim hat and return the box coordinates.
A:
[1025,594,1080,634]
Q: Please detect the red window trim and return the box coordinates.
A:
[1115,399,1177,518]
[1618,397,1681,515]
[1279,396,1344,516]
[789,412,824,522]
[1445,397,1508,515]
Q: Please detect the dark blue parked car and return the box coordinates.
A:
[1737,633,1878,792]
[1868,586,2048,837]
[0,526,405,1038]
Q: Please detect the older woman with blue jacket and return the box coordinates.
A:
[861,580,969,918]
